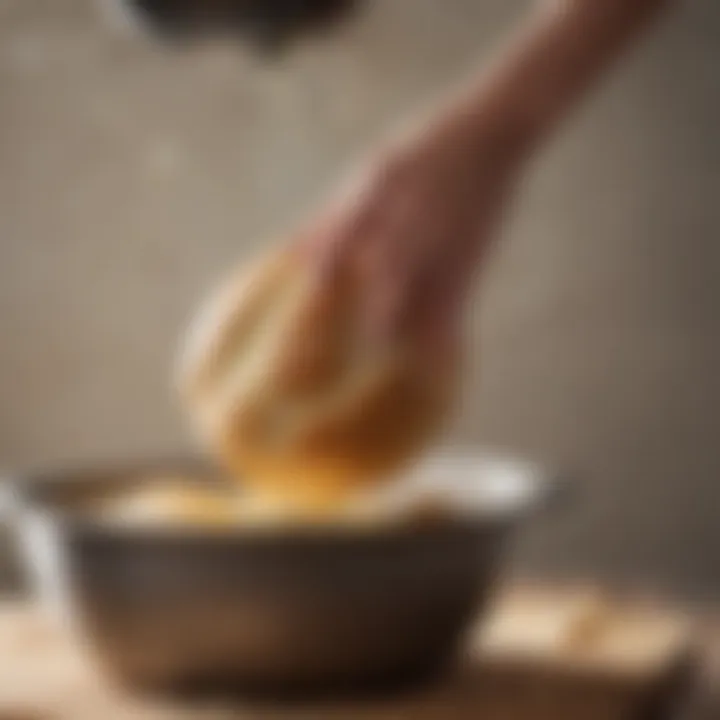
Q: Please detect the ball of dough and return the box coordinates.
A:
[176,246,458,507]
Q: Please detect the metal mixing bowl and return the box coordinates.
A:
[1,452,563,698]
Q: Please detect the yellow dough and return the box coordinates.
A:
[101,481,240,526]
[100,479,456,530]
[175,246,457,510]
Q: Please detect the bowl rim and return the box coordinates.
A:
[1,449,568,543]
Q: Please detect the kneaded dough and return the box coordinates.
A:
[176,246,457,508]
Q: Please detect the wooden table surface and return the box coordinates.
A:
[0,585,718,720]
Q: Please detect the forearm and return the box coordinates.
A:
[427,0,672,171]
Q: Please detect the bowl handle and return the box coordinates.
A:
[0,478,74,617]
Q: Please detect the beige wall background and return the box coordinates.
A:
[1,0,718,596]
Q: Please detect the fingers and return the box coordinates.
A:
[294,144,478,353]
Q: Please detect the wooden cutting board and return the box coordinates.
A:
[0,585,712,720]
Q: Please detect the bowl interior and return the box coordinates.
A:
[12,450,558,537]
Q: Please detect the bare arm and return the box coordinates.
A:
[422,0,671,172]
[301,0,673,345]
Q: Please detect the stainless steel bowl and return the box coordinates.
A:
[1,452,563,698]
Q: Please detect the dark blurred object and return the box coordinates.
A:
[106,0,359,51]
